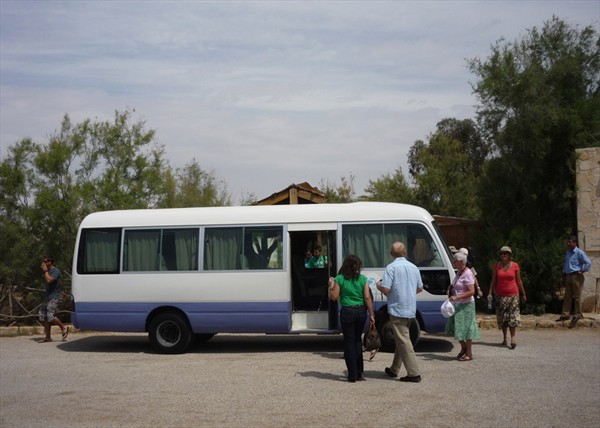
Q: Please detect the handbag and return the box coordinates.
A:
[363,322,381,352]
[441,298,455,318]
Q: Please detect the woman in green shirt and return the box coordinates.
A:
[328,255,375,382]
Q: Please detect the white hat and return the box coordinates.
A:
[498,246,512,254]
[458,247,469,256]
[441,299,455,318]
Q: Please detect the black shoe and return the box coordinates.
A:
[568,316,581,329]
[556,316,569,322]
[385,367,398,378]
[356,377,367,381]
[347,378,356,383]
[400,375,422,383]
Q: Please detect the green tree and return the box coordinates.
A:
[0,110,171,323]
[0,139,39,290]
[407,118,484,218]
[320,175,356,203]
[239,192,257,206]
[83,112,166,210]
[470,16,600,235]
[364,167,416,204]
[159,159,231,208]
[468,17,600,310]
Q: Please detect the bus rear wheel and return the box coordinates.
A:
[148,312,192,354]
[375,311,421,352]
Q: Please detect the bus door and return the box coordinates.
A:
[288,226,337,331]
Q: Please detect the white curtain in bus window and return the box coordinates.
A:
[204,227,243,270]
[204,226,283,270]
[343,224,408,268]
[83,229,120,273]
[343,224,384,268]
[161,229,199,270]
[343,223,443,268]
[123,230,161,271]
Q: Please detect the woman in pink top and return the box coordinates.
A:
[488,246,526,349]
[445,251,480,361]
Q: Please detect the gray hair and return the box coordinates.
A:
[453,252,467,264]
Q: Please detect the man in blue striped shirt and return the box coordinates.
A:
[558,235,592,328]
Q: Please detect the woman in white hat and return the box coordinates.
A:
[487,246,526,349]
[445,251,480,361]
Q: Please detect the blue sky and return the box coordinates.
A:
[1,1,598,203]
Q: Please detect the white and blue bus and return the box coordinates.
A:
[71,202,454,353]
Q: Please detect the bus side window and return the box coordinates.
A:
[204,227,243,270]
[244,226,282,269]
[204,226,283,270]
[77,228,121,274]
[407,225,443,267]
[161,229,199,271]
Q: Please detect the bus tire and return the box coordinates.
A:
[375,310,421,352]
[148,312,192,354]
[375,311,395,353]
[409,318,421,346]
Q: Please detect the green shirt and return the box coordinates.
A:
[307,255,328,268]
[335,274,367,307]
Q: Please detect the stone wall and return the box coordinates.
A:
[576,147,600,312]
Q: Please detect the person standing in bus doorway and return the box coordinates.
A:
[376,242,423,382]
[304,249,313,268]
[38,256,69,343]
[306,245,328,268]
[328,255,375,382]
[558,235,592,328]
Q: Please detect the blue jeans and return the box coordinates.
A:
[340,305,367,380]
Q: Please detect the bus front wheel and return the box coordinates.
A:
[148,312,192,354]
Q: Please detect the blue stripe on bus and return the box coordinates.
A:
[74,301,292,334]
[73,300,447,334]
[417,299,451,333]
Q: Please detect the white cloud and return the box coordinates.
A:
[1,0,598,203]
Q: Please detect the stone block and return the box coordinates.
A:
[478,318,497,329]
[0,327,20,337]
[520,318,537,330]
[537,319,557,329]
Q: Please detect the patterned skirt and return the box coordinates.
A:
[495,295,521,328]
[445,301,480,341]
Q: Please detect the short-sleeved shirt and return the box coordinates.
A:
[335,274,367,307]
[46,266,61,299]
[452,268,475,304]
[381,257,423,318]
[307,255,328,268]
[494,262,520,296]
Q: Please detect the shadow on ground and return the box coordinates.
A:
[52,332,455,356]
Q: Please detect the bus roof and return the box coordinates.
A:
[78,202,435,229]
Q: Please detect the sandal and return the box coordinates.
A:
[62,327,70,341]
[458,354,473,362]
[510,342,517,349]
[456,349,467,360]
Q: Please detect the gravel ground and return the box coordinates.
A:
[1,328,599,427]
